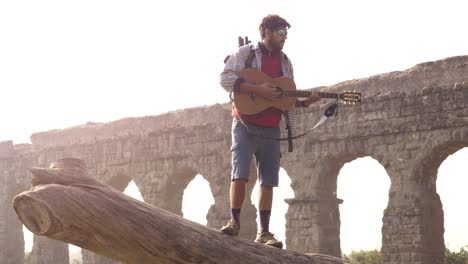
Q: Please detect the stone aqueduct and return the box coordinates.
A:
[1,55,468,264]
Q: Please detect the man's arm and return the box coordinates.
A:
[220,46,281,99]
[220,46,252,93]
[295,94,321,108]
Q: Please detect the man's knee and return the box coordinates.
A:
[232,178,248,183]
[232,177,249,182]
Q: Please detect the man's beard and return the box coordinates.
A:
[266,38,284,52]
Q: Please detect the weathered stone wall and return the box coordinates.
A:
[0,55,467,264]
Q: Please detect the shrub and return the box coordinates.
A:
[445,247,468,264]
[343,249,381,264]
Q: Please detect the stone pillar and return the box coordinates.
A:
[29,236,69,264]
[0,145,27,264]
[135,170,176,213]
[381,152,444,264]
[382,183,444,264]
[206,167,232,234]
[285,198,318,252]
[283,155,342,257]
[82,249,120,264]
[285,194,342,257]
[0,196,24,264]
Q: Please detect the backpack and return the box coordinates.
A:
[224,36,255,68]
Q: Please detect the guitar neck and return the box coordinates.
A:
[284,90,339,99]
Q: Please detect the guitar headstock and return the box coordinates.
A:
[339,91,362,104]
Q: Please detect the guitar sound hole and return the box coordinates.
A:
[275,87,284,98]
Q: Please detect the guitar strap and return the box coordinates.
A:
[228,45,255,103]
[244,46,255,68]
[285,103,339,139]
[236,102,339,146]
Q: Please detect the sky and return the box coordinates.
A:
[5,0,467,260]
[1,0,468,143]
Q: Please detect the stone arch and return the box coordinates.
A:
[417,145,467,187]
[106,171,133,192]
[337,156,391,254]
[382,128,468,263]
[123,179,145,202]
[321,152,388,194]
[125,167,198,214]
[436,147,468,251]
[299,135,390,195]
[181,174,215,225]
[413,129,468,256]
[286,137,391,257]
[100,166,146,202]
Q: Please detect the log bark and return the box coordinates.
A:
[13,158,346,264]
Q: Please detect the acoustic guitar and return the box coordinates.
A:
[234,68,361,115]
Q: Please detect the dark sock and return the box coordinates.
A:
[259,210,271,233]
[231,208,241,223]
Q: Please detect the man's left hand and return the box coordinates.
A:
[301,93,321,107]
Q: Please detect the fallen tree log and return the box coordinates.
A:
[13,158,346,264]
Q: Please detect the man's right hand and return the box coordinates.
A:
[254,82,282,99]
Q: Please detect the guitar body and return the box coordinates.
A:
[234,68,297,115]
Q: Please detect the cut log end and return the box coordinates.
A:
[13,194,58,235]
[29,158,103,187]
[49,158,88,176]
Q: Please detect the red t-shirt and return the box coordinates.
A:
[233,43,283,127]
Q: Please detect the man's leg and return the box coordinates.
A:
[258,185,273,209]
[230,178,247,223]
[255,185,282,248]
[222,118,255,236]
[258,185,273,233]
[220,179,247,236]
[253,125,282,248]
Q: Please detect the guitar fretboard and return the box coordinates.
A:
[283,90,339,99]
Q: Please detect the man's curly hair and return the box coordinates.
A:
[259,14,291,39]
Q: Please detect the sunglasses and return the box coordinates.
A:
[275,29,288,37]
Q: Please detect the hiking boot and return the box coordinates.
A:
[255,232,283,249]
[220,219,240,236]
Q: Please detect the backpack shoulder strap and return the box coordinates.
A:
[244,45,255,68]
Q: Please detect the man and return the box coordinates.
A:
[219,14,320,249]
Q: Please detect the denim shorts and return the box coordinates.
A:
[230,118,281,187]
